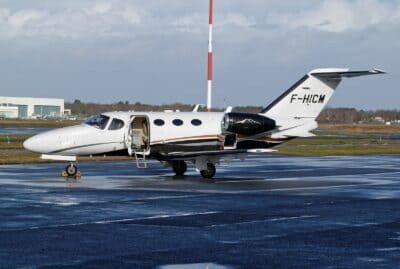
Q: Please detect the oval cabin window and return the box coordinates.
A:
[154,119,165,126]
[172,119,183,126]
[191,119,202,126]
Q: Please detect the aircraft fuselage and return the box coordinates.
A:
[23,111,282,159]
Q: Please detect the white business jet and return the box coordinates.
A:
[24,68,384,178]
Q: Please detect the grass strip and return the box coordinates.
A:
[0,134,33,149]
[319,124,400,133]
[0,119,81,128]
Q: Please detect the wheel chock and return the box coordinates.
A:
[75,171,82,180]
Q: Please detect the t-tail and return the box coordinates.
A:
[260,68,385,138]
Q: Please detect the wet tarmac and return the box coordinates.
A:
[1,155,400,268]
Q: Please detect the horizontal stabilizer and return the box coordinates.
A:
[310,68,386,79]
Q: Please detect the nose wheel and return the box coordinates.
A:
[200,163,216,179]
[62,163,81,179]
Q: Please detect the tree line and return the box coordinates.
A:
[66,100,400,124]
[317,108,400,124]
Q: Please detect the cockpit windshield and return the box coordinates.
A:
[85,115,110,130]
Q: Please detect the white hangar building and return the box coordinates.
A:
[0,96,65,119]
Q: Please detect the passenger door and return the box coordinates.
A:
[124,115,151,156]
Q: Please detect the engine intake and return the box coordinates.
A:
[222,113,276,136]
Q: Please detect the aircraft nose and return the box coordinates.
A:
[23,135,48,153]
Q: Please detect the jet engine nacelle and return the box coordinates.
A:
[222,112,276,136]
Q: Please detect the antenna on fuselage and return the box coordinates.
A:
[206,0,213,112]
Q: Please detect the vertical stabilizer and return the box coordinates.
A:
[260,68,385,138]
[261,68,385,121]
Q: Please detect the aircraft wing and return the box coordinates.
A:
[160,148,277,160]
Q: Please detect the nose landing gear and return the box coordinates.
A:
[61,163,81,179]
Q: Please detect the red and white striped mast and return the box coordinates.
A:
[206,0,213,112]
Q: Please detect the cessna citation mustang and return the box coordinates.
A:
[24,68,385,179]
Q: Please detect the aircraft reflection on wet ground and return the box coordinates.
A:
[1,154,400,268]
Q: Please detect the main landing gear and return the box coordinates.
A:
[200,163,216,179]
[172,160,187,176]
[171,161,216,179]
[61,163,81,179]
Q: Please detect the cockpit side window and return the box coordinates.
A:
[85,115,110,130]
[109,118,125,130]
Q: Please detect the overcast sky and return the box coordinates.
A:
[0,0,399,109]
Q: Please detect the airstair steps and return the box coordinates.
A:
[134,150,148,168]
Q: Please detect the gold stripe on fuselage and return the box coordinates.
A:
[152,134,224,145]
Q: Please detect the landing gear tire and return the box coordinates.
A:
[200,163,216,179]
[63,163,81,179]
[66,163,77,177]
[172,161,187,176]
